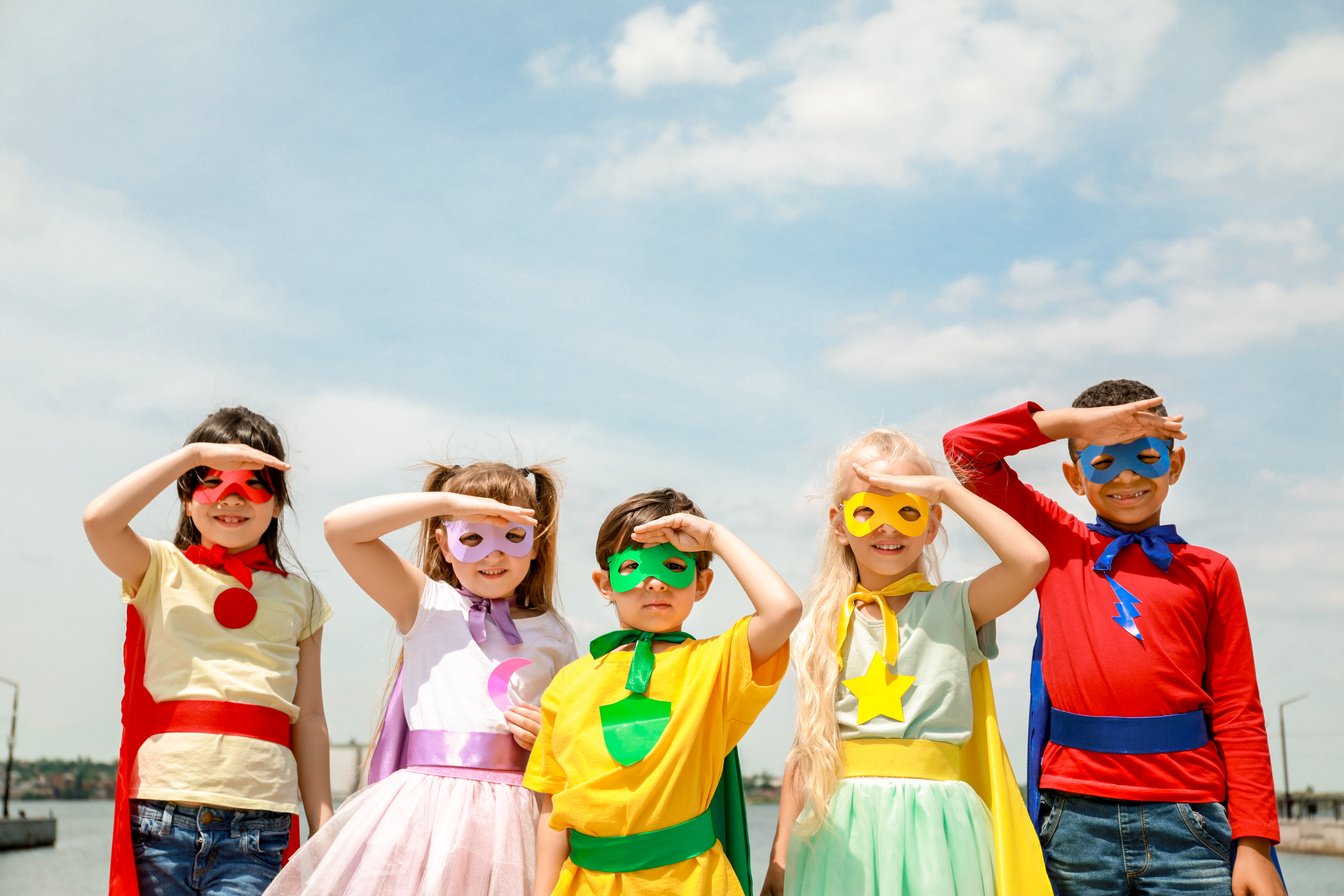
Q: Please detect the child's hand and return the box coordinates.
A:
[758,861,785,896]
[442,494,538,529]
[188,442,290,472]
[504,703,543,750]
[852,464,946,504]
[1069,397,1186,448]
[632,513,718,554]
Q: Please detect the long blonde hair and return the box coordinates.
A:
[361,460,563,782]
[787,429,944,834]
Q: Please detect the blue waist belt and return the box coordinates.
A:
[1049,708,1209,755]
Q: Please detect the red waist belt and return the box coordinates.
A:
[111,607,299,895]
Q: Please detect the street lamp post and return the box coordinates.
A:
[0,676,17,820]
[1278,693,1308,819]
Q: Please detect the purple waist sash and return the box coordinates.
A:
[405,729,529,770]
[367,667,530,786]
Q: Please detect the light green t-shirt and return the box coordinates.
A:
[835,579,997,745]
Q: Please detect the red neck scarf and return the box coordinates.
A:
[183,543,286,588]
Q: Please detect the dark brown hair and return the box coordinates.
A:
[1068,378,1172,458]
[593,487,712,572]
[414,462,561,612]
[172,406,291,569]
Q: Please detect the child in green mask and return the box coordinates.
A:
[523,487,802,896]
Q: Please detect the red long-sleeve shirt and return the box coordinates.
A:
[944,403,1279,842]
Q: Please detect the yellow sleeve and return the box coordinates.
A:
[122,538,169,606]
[522,661,572,796]
[717,616,790,748]
[297,581,333,642]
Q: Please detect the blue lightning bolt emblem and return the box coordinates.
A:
[1103,576,1143,640]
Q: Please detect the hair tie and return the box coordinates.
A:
[518,466,533,478]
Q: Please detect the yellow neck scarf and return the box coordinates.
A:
[834,572,935,668]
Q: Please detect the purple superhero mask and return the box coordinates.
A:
[1077,437,1172,484]
[441,519,535,562]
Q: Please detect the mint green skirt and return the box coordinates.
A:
[784,777,996,895]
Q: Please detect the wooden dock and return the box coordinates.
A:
[0,814,57,850]
[1278,820,1344,856]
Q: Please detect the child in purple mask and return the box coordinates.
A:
[266,462,577,896]
[944,380,1283,896]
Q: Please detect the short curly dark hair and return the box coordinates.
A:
[1072,378,1167,416]
[1067,379,1171,459]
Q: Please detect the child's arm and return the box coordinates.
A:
[853,465,1049,628]
[631,514,802,664]
[1032,396,1186,447]
[291,630,333,833]
[759,758,802,896]
[83,444,289,588]
[533,794,568,896]
[323,492,537,633]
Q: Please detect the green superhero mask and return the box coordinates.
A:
[606,542,696,593]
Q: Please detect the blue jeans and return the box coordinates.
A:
[130,800,292,896]
[1038,790,1233,895]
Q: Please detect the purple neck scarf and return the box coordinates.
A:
[463,588,523,647]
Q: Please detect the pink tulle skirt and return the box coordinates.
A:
[265,769,538,896]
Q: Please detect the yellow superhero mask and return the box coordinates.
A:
[841,491,931,538]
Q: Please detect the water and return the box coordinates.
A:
[2,800,1340,894]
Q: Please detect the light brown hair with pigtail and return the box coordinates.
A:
[361,460,563,784]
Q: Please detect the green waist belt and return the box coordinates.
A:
[568,806,715,873]
[565,747,751,890]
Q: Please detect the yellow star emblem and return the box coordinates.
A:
[843,652,915,724]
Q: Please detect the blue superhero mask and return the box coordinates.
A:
[1077,437,1172,484]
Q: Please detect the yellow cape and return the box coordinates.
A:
[962,662,1052,895]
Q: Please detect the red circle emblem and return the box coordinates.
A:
[214,587,259,629]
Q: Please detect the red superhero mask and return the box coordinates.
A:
[191,469,274,504]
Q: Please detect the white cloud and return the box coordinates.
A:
[610,3,757,95]
[1162,31,1344,184]
[525,43,606,90]
[587,0,1176,195]
[826,217,1344,380]
[526,4,755,95]
[0,153,272,324]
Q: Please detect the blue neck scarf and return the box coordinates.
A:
[1086,518,1186,640]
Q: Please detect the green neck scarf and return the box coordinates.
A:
[580,627,752,894]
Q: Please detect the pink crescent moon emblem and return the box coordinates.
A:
[487,657,533,713]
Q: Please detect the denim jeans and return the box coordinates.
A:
[130,799,292,896]
[1038,790,1233,895]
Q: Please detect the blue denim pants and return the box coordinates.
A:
[1037,790,1233,895]
[130,799,292,896]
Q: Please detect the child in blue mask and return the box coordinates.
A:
[944,379,1284,896]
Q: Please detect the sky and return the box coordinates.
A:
[2,0,1342,794]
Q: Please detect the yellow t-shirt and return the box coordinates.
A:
[524,616,788,896]
[123,539,332,814]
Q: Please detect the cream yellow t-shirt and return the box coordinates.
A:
[123,539,332,813]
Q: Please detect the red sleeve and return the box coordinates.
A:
[1204,559,1280,842]
[942,402,1080,544]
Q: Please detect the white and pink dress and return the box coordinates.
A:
[265,577,576,896]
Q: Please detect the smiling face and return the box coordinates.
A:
[593,549,712,633]
[1063,439,1185,531]
[435,521,538,600]
[831,457,940,589]
[185,469,279,553]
